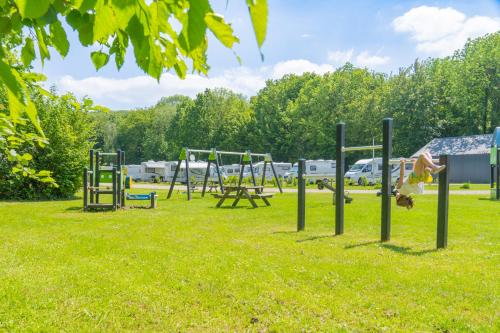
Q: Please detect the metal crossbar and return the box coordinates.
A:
[188,149,213,154]
[389,158,440,164]
[341,145,383,152]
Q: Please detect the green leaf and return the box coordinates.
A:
[66,10,83,30]
[0,17,12,34]
[21,38,36,66]
[25,98,44,134]
[0,59,25,104]
[90,51,109,70]
[246,0,268,50]
[185,0,210,51]
[35,26,51,65]
[205,13,239,48]
[14,0,50,19]
[93,0,117,42]
[50,21,69,57]
[78,13,94,46]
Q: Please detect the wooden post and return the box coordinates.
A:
[437,155,449,249]
[185,149,191,201]
[297,159,306,231]
[248,152,257,186]
[381,118,393,242]
[261,161,267,187]
[83,168,88,210]
[89,150,94,204]
[116,149,122,207]
[335,123,345,235]
[270,160,283,193]
[112,167,117,211]
[201,160,211,197]
[95,151,100,203]
[214,150,224,194]
[168,149,186,199]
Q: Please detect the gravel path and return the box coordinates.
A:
[133,184,489,195]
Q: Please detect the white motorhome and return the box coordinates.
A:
[344,157,410,185]
[221,164,242,177]
[284,160,336,182]
[125,164,141,181]
[253,162,292,180]
[164,161,227,183]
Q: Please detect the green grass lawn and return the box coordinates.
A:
[0,190,498,331]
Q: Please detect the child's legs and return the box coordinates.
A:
[414,153,438,176]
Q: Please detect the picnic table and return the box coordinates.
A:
[213,185,273,208]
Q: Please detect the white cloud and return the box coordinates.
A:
[300,33,312,38]
[58,68,266,109]
[271,59,334,79]
[327,49,390,68]
[327,49,354,65]
[355,51,391,66]
[393,6,500,56]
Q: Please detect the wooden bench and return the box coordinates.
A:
[214,185,273,208]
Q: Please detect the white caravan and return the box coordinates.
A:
[165,161,226,183]
[284,160,336,181]
[125,164,141,181]
[253,162,292,180]
[221,164,242,177]
[139,160,169,182]
[344,157,411,185]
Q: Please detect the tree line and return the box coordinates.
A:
[1,32,497,199]
[95,33,499,165]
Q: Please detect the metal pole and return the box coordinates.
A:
[342,145,383,152]
[381,118,393,242]
[335,122,345,235]
[83,168,88,210]
[297,159,306,231]
[437,155,449,248]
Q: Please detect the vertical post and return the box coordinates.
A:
[437,155,449,249]
[89,150,94,204]
[168,148,186,199]
[381,118,393,242]
[270,160,283,193]
[83,168,88,210]
[201,160,211,197]
[496,149,500,200]
[95,151,100,203]
[214,151,224,194]
[261,161,267,186]
[297,159,306,231]
[112,167,117,211]
[185,149,191,201]
[248,152,257,186]
[120,150,125,206]
[116,149,122,207]
[335,123,345,235]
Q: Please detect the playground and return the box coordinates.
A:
[0,190,498,331]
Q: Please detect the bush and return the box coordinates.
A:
[461,182,471,189]
[0,93,95,199]
[358,176,369,186]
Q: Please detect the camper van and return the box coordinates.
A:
[284,160,336,181]
[163,161,226,183]
[344,158,410,185]
[253,162,292,180]
[139,160,169,182]
[125,164,141,181]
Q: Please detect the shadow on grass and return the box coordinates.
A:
[272,230,297,234]
[296,234,336,243]
[65,206,83,211]
[344,240,379,249]
[379,243,439,256]
[478,198,500,201]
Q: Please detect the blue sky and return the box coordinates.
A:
[34,0,500,109]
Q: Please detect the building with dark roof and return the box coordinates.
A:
[411,134,493,183]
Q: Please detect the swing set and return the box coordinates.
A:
[167,148,283,201]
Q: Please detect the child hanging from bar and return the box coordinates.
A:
[395,152,446,209]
